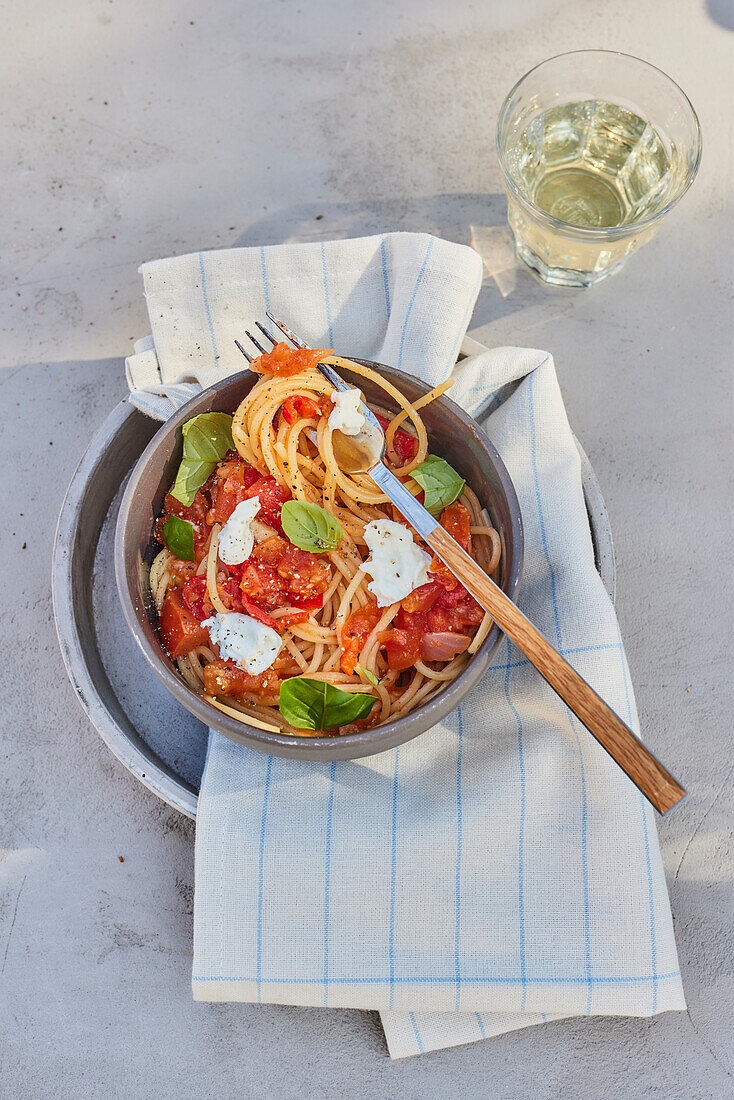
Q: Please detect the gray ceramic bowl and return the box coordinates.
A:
[115,360,523,760]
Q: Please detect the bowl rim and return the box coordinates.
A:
[114,360,524,758]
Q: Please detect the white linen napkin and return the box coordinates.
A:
[126,233,481,419]
[126,235,684,1059]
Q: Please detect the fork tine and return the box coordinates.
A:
[265,310,308,349]
[234,338,253,363]
[255,320,279,347]
[245,329,266,354]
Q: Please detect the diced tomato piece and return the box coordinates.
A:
[286,593,324,610]
[429,502,472,587]
[203,659,281,705]
[277,544,332,598]
[159,590,210,658]
[455,596,485,628]
[181,575,212,621]
[381,609,427,671]
[433,583,468,608]
[391,428,418,462]
[252,535,289,566]
[207,455,261,524]
[208,477,243,524]
[420,632,471,662]
[340,601,382,675]
[203,660,254,695]
[216,451,261,488]
[240,563,289,608]
[162,489,208,531]
[282,394,321,425]
[223,574,244,612]
[380,628,412,671]
[241,540,330,610]
[425,605,453,633]
[167,557,197,586]
[221,558,245,583]
[402,580,442,613]
[374,413,419,463]
[243,476,290,532]
[439,502,471,550]
[427,590,484,633]
[459,601,485,628]
[275,610,310,630]
[252,342,334,378]
[221,526,332,612]
[429,561,453,593]
[448,585,484,620]
[241,597,279,631]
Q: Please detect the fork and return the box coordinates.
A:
[236,313,686,814]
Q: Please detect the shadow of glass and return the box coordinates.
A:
[471,224,520,298]
[232,192,509,251]
[705,0,734,30]
[231,193,550,330]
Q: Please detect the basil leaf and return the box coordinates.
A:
[411,455,465,516]
[171,457,213,507]
[161,515,195,561]
[181,412,234,461]
[278,677,376,731]
[355,664,381,687]
[280,501,343,552]
[170,412,235,506]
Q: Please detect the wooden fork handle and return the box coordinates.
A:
[427,527,686,814]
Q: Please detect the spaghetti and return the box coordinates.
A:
[150,349,501,736]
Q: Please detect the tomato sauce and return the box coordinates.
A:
[251,342,334,378]
[156,411,488,710]
[340,601,382,675]
[156,449,335,701]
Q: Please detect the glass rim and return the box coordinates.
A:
[495,49,702,241]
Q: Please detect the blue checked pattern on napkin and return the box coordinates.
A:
[126,234,684,1059]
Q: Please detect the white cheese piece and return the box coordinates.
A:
[218,497,261,565]
[361,519,433,607]
[328,387,366,437]
[202,612,281,674]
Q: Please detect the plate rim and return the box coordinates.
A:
[52,399,200,818]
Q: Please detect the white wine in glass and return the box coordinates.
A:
[497,53,701,287]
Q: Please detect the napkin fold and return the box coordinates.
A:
[127,234,684,1059]
[127,233,483,417]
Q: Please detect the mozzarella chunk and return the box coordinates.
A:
[202,612,281,674]
[218,497,261,565]
[361,519,433,607]
[328,387,366,437]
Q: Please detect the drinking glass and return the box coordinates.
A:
[496,51,701,287]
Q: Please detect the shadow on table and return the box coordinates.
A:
[705,0,734,30]
[231,192,553,329]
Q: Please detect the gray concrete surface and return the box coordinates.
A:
[1,1,732,1097]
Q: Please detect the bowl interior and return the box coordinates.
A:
[115,361,523,759]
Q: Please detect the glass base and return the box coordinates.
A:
[514,240,626,288]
